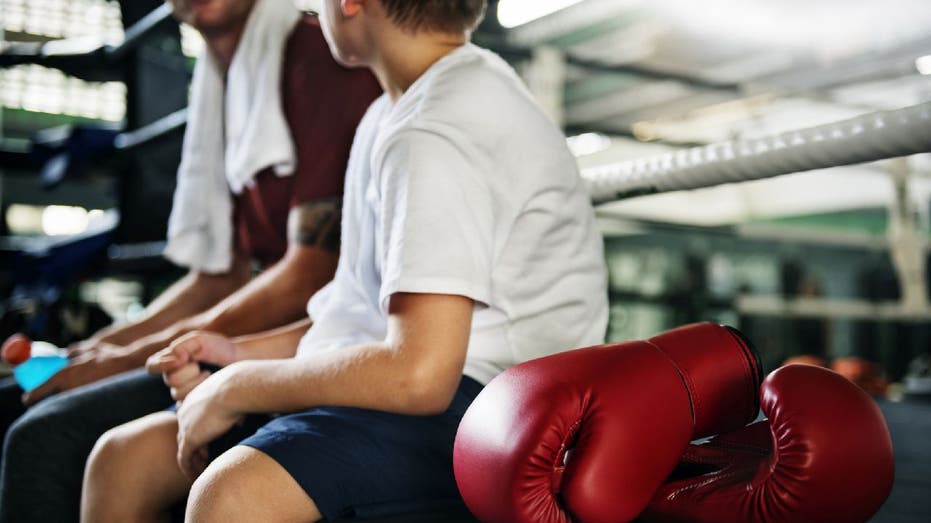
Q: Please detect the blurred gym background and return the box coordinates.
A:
[2,1,930,396]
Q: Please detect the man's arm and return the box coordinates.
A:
[117,199,339,364]
[80,254,253,349]
[21,258,252,404]
[25,202,340,404]
[195,199,341,337]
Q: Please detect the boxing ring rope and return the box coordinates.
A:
[581,101,931,203]
[583,101,931,321]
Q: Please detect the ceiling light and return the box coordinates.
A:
[292,0,322,11]
[42,205,90,236]
[567,132,612,156]
[631,122,658,142]
[497,0,586,28]
[916,55,931,75]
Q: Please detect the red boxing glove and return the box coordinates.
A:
[453,323,762,523]
[643,364,894,523]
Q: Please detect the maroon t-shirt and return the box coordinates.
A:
[234,16,381,267]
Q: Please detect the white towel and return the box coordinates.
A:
[164,0,301,273]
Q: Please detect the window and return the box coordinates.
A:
[1,0,126,122]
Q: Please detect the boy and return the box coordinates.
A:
[82,1,607,521]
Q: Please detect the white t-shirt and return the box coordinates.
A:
[297,44,608,384]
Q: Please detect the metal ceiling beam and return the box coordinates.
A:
[474,32,740,93]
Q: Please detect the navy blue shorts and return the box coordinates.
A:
[209,376,483,520]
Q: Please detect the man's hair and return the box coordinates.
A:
[380,0,487,34]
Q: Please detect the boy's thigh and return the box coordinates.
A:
[237,377,482,521]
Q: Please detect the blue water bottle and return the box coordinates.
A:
[6,340,70,392]
[14,354,69,391]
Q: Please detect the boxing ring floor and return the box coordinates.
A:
[872,398,931,523]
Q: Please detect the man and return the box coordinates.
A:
[0,0,380,520]
[82,0,608,521]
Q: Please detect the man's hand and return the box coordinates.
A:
[22,345,134,406]
[175,366,244,480]
[66,339,122,359]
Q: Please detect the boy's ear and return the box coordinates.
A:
[339,0,365,17]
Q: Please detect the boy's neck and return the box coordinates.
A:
[369,29,467,101]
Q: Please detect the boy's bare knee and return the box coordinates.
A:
[187,446,322,522]
[187,464,248,522]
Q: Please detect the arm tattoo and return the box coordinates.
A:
[288,198,342,253]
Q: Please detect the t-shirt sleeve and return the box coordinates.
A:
[378,129,495,311]
[282,18,382,207]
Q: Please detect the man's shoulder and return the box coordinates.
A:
[284,14,326,59]
[291,13,322,36]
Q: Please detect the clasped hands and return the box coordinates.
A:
[146,331,243,480]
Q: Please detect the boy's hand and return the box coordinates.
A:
[175,366,243,480]
[146,331,239,375]
[164,362,212,403]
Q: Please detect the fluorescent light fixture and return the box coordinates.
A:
[916,55,931,75]
[42,205,91,236]
[567,132,612,156]
[497,0,586,28]
[180,24,205,58]
[631,122,658,142]
[292,0,322,11]
[6,204,44,235]
[1,0,122,42]
[6,204,104,236]
[3,64,125,121]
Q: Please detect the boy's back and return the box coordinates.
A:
[302,43,608,384]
